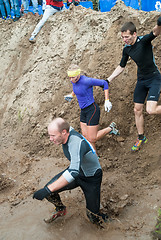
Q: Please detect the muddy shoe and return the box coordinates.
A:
[44,207,67,223]
[131,136,148,152]
[109,122,120,136]
[29,36,36,43]
[86,209,111,228]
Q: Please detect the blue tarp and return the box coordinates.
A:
[123,0,139,9]
[142,0,161,11]
[99,0,115,12]
[64,1,93,9]
[10,1,93,18]
[99,0,139,12]
[99,0,161,12]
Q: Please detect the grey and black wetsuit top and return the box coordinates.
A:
[120,31,160,79]
[62,127,101,183]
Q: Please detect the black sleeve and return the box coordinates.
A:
[120,47,129,68]
[140,32,156,44]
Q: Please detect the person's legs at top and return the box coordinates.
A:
[0,0,7,19]
[3,0,11,18]
[31,0,39,15]
[12,0,20,21]
[42,0,46,12]
[21,0,29,16]
[29,5,58,43]
[10,0,15,17]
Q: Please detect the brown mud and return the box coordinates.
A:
[0,1,161,239]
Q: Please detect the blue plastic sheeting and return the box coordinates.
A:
[29,5,44,14]
[64,1,93,9]
[123,0,139,9]
[10,5,43,17]
[99,0,139,12]
[99,0,115,12]
[9,1,93,19]
[142,0,161,11]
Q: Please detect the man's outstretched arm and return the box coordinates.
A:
[108,65,125,83]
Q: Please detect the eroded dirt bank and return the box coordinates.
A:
[0,1,161,239]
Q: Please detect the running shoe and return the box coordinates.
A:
[44,207,67,223]
[131,136,148,152]
[98,212,111,223]
[13,16,21,22]
[29,36,36,43]
[109,122,120,136]
[87,210,111,228]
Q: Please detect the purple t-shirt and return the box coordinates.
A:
[72,75,108,109]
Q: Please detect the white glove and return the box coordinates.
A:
[64,94,73,102]
[104,99,112,112]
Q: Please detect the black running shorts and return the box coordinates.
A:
[134,73,161,104]
[80,102,100,126]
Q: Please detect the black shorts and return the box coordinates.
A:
[80,103,100,126]
[134,73,161,104]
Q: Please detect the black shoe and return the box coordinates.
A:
[98,212,111,223]
[13,16,21,22]
[86,209,111,228]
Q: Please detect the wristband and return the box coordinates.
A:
[106,79,110,85]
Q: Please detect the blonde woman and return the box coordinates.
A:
[64,64,119,151]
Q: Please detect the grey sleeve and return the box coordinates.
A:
[63,136,88,182]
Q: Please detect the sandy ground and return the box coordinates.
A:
[0,1,161,239]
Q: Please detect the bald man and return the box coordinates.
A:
[33,118,109,227]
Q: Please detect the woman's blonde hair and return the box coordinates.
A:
[67,64,81,77]
[68,64,80,72]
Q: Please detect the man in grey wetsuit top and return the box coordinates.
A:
[33,118,109,226]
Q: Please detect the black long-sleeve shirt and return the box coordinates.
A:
[120,31,160,79]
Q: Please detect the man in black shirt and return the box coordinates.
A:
[107,17,161,152]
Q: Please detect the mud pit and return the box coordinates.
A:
[0,1,161,239]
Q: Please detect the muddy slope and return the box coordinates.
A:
[0,1,161,239]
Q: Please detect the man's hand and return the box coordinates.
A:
[33,186,51,200]
[64,94,73,102]
[104,99,112,112]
